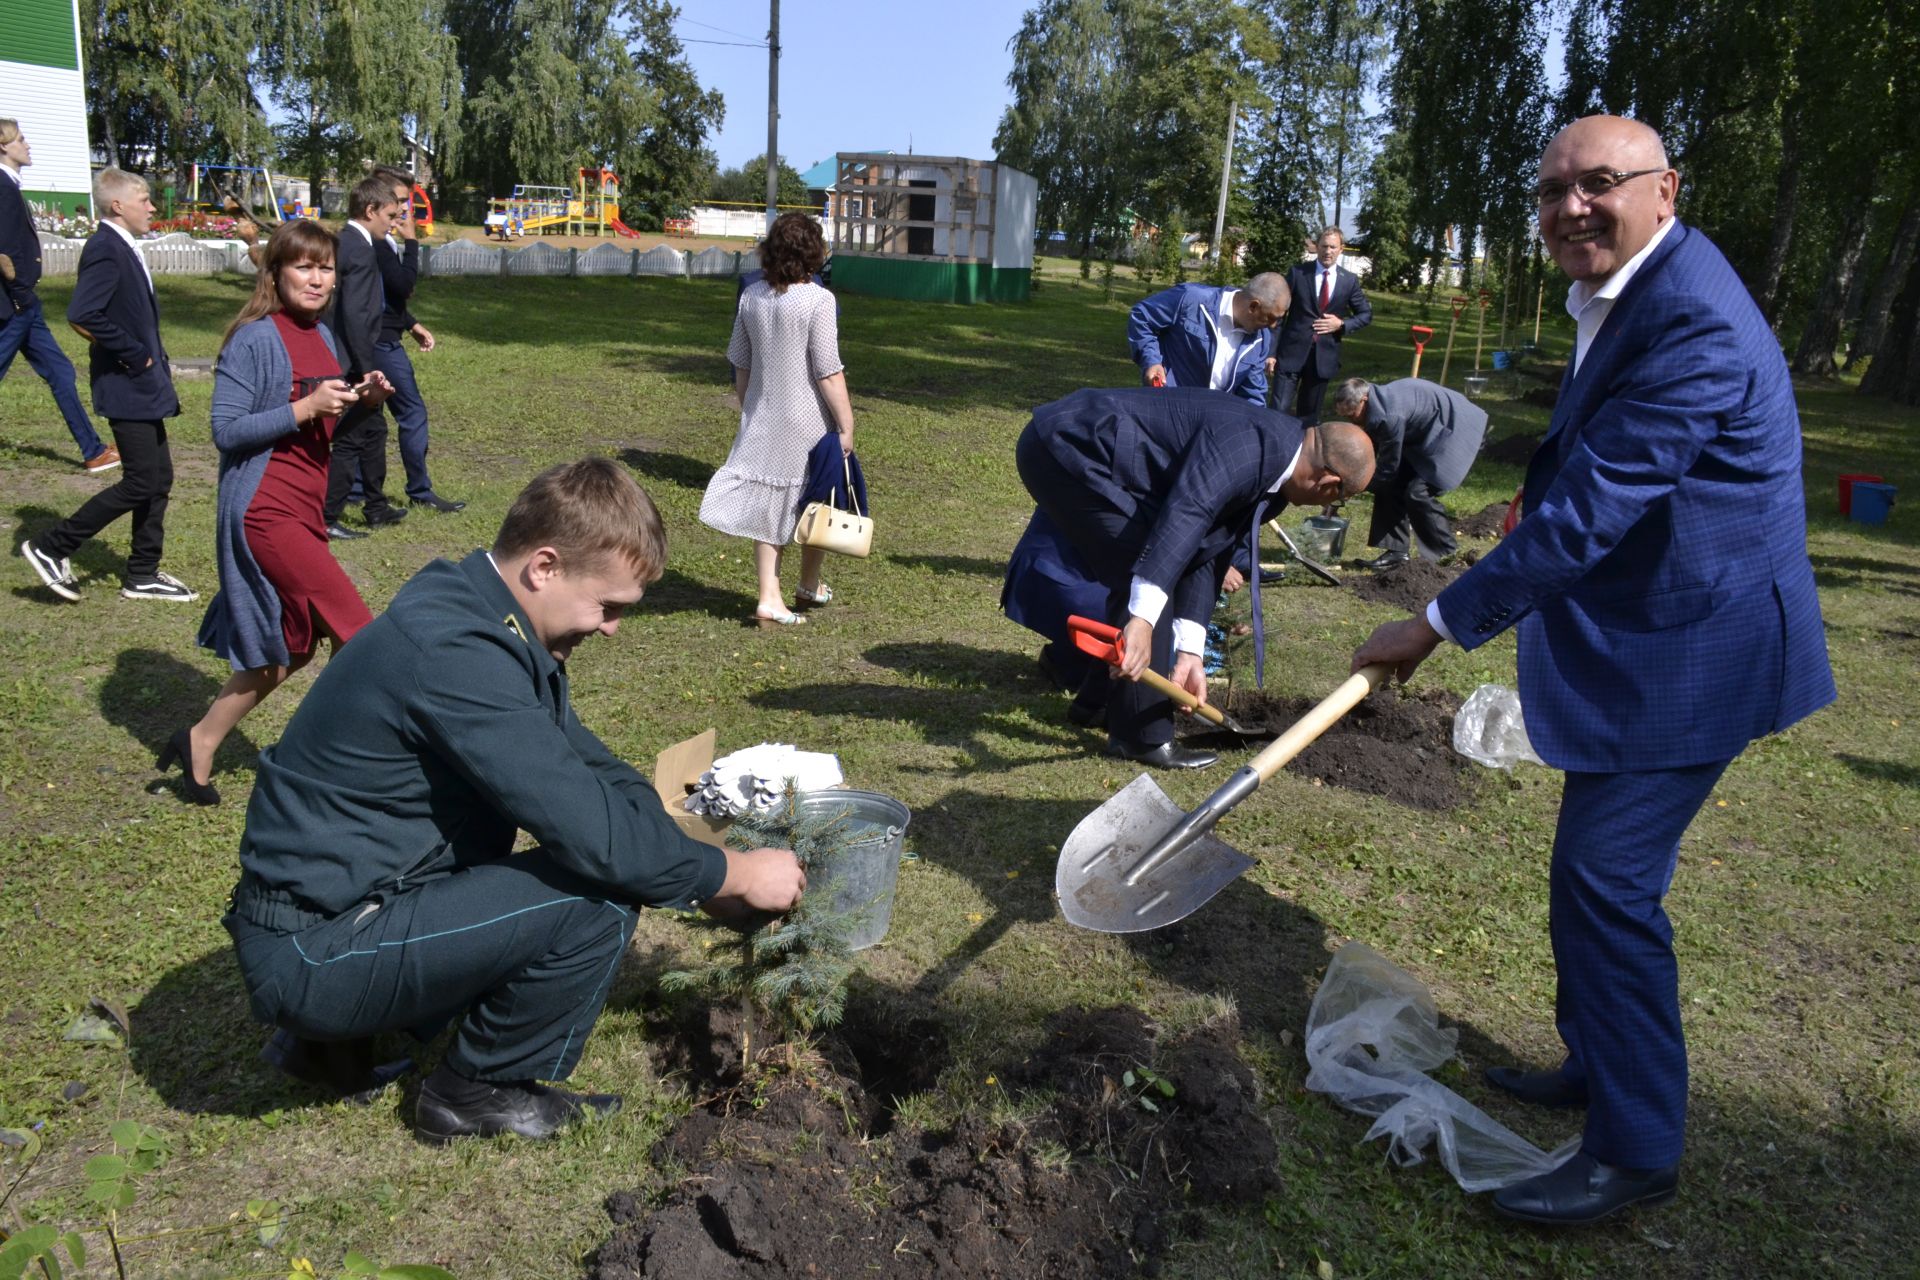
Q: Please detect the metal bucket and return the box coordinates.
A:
[1464,372,1490,398]
[793,789,912,950]
[1297,514,1349,562]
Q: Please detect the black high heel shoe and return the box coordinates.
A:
[156,728,221,806]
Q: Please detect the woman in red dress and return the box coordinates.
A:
[157,221,392,804]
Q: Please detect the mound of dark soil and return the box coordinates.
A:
[589,1006,1278,1279]
[1225,685,1469,811]
[1349,558,1466,611]
[1481,432,1543,466]
[1453,501,1510,540]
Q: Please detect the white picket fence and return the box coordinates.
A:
[34,232,762,282]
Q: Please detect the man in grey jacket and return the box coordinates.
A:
[1330,376,1488,568]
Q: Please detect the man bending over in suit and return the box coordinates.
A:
[1352,115,1833,1225]
[1018,386,1373,770]
[1329,376,1488,569]
[20,168,195,602]
[322,176,407,541]
[1269,226,1372,421]
[1128,272,1290,404]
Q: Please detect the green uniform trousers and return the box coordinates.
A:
[225,851,636,1082]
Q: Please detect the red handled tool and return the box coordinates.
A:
[1066,615,1263,738]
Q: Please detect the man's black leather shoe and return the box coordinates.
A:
[1366,549,1410,571]
[1491,1152,1678,1225]
[416,1076,622,1145]
[1102,739,1218,770]
[1485,1065,1590,1108]
[412,492,467,513]
[260,1029,414,1103]
[363,505,409,528]
[326,522,368,541]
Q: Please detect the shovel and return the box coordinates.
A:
[1267,518,1341,586]
[1056,662,1392,932]
[1066,615,1265,738]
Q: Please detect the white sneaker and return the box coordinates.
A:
[21,539,80,601]
[120,570,198,602]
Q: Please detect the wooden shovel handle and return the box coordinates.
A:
[1067,614,1228,728]
[1244,664,1391,784]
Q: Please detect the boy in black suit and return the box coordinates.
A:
[20,169,194,602]
[322,175,407,539]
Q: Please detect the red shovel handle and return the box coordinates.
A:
[1067,614,1123,663]
[1149,373,1166,388]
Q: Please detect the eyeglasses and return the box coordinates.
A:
[1534,167,1665,207]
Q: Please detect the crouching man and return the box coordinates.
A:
[224,457,805,1143]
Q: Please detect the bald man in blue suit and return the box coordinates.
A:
[1353,116,1834,1225]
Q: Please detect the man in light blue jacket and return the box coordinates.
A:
[1127,275,1289,405]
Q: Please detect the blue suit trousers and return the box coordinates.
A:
[1550,758,1731,1168]
[0,301,105,460]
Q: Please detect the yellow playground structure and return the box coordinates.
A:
[482,167,639,239]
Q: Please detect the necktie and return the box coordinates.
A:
[1248,496,1270,687]
[1319,268,1333,312]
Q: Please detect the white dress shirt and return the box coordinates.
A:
[100,217,155,295]
[1129,443,1303,656]
[1421,215,1680,645]
[1203,289,1253,391]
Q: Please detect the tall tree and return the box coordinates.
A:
[81,0,265,182]
[621,0,725,229]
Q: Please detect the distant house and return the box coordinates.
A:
[802,151,893,218]
[827,152,1037,304]
[4,0,92,214]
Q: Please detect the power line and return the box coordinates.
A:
[679,36,767,47]
[674,15,765,42]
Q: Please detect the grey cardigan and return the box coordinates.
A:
[196,316,344,671]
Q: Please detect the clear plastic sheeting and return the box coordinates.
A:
[1304,942,1578,1193]
[1452,683,1546,769]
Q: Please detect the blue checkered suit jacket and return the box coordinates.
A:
[1436,221,1834,772]
[1025,386,1303,625]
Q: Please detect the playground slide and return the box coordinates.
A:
[609,217,642,238]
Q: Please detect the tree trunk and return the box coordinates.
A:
[1790,196,1872,377]
[1755,139,1801,326]
[1860,237,1920,403]
[1846,195,1920,372]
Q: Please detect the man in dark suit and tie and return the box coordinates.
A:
[0,119,118,474]
[1018,386,1374,769]
[322,176,407,540]
[1328,376,1488,568]
[1270,226,1372,422]
[20,169,194,602]
[1353,116,1834,1224]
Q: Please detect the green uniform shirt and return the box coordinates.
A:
[236,550,727,916]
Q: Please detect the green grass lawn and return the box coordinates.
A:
[0,258,1914,1278]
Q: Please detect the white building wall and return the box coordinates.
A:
[992,165,1037,270]
[0,59,92,204]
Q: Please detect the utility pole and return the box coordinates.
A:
[1209,98,1237,265]
[765,0,781,231]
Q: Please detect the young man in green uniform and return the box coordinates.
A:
[224,457,806,1143]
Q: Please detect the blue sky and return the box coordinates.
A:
[674,1,1035,173]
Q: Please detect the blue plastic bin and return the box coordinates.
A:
[1850,481,1896,525]
[1491,350,1512,370]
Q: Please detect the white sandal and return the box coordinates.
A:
[794,582,834,607]
[754,608,806,628]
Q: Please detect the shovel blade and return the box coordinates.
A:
[1056,774,1255,932]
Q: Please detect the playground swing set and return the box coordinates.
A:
[187,162,434,234]
[483,167,640,240]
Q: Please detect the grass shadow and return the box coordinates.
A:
[1835,753,1920,788]
[645,566,752,624]
[99,649,260,788]
[884,553,1004,578]
[618,447,716,492]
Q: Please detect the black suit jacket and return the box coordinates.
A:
[66,226,179,420]
[328,222,384,378]
[1025,386,1303,624]
[0,172,45,308]
[1272,261,1372,379]
[375,235,419,341]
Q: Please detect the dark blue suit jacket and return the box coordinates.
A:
[1025,386,1303,625]
[1272,261,1371,379]
[1126,283,1275,405]
[1436,221,1834,772]
[65,226,179,421]
[0,173,46,309]
[327,223,383,379]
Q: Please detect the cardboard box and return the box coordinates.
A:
[654,728,732,848]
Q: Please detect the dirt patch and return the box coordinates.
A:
[1347,558,1466,611]
[1226,685,1470,811]
[1481,432,1543,466]
[590,1005,1278,1278]
[1453,501,1510,540]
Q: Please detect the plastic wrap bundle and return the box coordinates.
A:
[682,743,844,818]
[1304,942,1577,1193]
[1452,684,1545,769]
